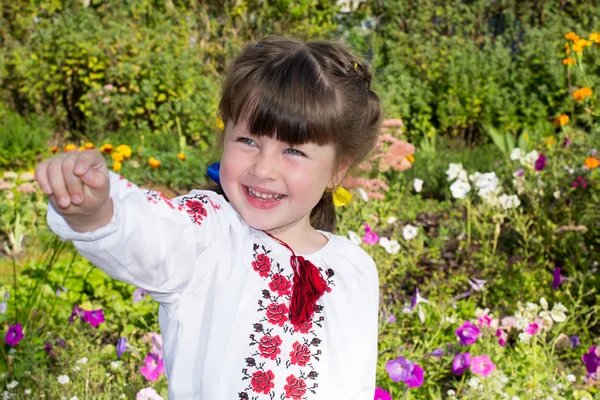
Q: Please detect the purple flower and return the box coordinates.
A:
[514,168,524,177]
[562,137,571,148]
[5,323,23,347]
[374,387,392,400]
[470,355,496,377]
[140,352,165,382]
[82,309,105,328]
[496,329,507,347]
[525,322,539,335]
[363,223,380,245]
[56,286,68,297]
[582,347,600,378]
[69,305,84,323]
[44,341,55,357]
[552,267,566,290]
[410,288,430,310]
[117,337,128,358]
[133,288,147,303]
[570,335,580,349]
[451,352,470,375]
[386,313,396,324]
[456,321,480,346]
[535,154,547,171]
[385,356,424,388]
[424,348,443,357]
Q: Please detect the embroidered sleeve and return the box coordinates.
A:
[46,171,229,302]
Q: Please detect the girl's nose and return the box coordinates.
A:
[252,151,279,181]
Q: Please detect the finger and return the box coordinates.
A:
[48,158,71,208]
[74,150,107,190]
[35,161,52,195]
[61,155,85,205]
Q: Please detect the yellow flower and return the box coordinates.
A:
[84,142,95,149]
[100,144,114,154]
[64,144,77,152]
[177,153,186,161]
[573,39,592,53]
[565,32,580,42]
[148,157,161,168]
[49,146,59,153]
[111,152,124,162]
[562,57,576,65]
[116,144,132,159]
[585,157,599,169]
[552,114,569,127]
[591,32,600,43]
[332,186,352,207]
[405,154,415,163]
[544,136,556,147]
[216,117,225,130]
[112,161,122,172]
[78,146,86,151]
[573,87,593,101]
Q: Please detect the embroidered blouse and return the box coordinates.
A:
[46,171,380,400]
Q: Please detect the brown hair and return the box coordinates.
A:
[214,36,382,232]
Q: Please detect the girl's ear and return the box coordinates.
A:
[328,158,353,189]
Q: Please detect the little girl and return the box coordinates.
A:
[37,36,383,399]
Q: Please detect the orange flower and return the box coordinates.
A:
[113,161,122,172]
[100,144,114,154]
[565,32,580,42]
[111,152,124,162]
[84,142,95,149]
[564,43,571,55]
[116,144,132,159]
[64,144,77,152]
[573,39,592,53]
[177,153,185,161]
[405,154,415,163]
[148,157,161,168]
[573,87,593,101]
[585,157,599,169]
[49,146,59,153]
[552,114,569,127]
[544,136,556,147]
[562,57,576,65]
[591,32,600,44]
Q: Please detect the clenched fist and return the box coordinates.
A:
[35,149,114,232]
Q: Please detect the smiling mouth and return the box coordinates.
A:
[245,186,286,201]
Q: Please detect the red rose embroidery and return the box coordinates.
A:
[185,199,208,224]
[251,370,275,394]
[284,374,307,399]
[289,341,311,366]
[268,274,292,296]
[252,254,272,277]
[258,335,283,360]
[266,303,288,327]
[293,318,313,334]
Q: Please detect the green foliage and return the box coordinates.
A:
[0,106,53,168]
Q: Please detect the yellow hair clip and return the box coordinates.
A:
[332,186,352,207]
[353,62,358,71]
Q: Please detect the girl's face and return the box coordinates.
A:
[220,120,340,234]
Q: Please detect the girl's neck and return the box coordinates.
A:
[265,218,328,255]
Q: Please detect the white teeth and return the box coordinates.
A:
[247,187,284,201]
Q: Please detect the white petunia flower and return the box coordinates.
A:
[70,397,79,400]
[553,190,560,199]
[510,148,523,161]
[402,225,418,241]
[450,179,471,199]
[566,374,576,382]
[23,389,31,395]
[76,357,88,365]
[550,302,568,323]
[446,163,464,181]
[474,172,500,196]
[57,375,70,385]
[347,231,362,246]
[418,305,425,323]
[6,381,18,390]
[413,178,424,193]
[469,278,488,292]
[387,216,397,224]
[522,150,539,168]
[499,194,521,210]
[519,332,532,344]
[357,187,369,202]
[379,237,400,254]
[110,361,122,370]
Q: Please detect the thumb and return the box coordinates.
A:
[74,151,109,191]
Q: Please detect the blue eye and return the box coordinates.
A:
[286,148,306,157]
[237,137,256,146]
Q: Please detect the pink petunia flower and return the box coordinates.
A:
[363,223,380,245]
[374,387,392,400]
[83,309,105,328]
[5,323,23,347]
[525,322,539,336]
[470,355,496,377]
[136,387,164,400]
[140,353,165,382]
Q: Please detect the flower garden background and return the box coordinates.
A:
[0,1,599,399]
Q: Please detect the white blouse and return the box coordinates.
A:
[47,171,380,400]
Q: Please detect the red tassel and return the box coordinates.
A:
[264,232,329,326]
[289,255,328,326]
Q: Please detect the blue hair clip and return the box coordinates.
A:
[207,162,221,185]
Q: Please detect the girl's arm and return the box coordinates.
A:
[47,171,229,303]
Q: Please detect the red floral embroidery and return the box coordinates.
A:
[284,374,307,399]
[269,273,292,296]
[252,253,271,277]
[289,342,311,366]
[184,199,207,224]
[265,303,288,327]
[251,370,275,394]
[258,334,283,360]
[238,244,334,399]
